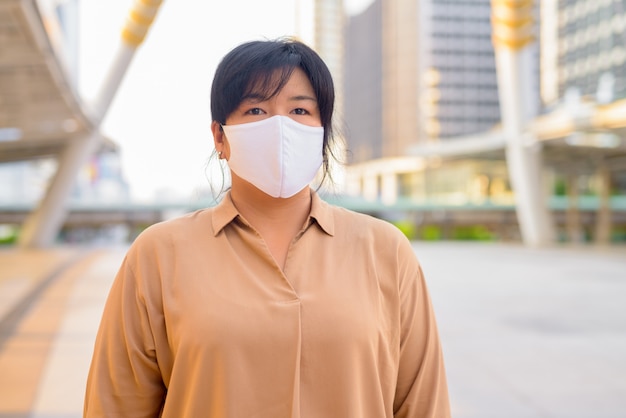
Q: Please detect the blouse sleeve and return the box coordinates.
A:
[393,238,451,418]
[84,251,166,418]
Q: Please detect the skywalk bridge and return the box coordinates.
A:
[2,194,625,243]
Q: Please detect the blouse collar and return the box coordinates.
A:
[212,189,335,237]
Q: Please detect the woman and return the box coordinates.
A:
[84,38,451,418]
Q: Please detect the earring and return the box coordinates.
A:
[218,151,223,158]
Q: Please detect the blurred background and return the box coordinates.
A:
[0,1,625,417]
[1,0,625,248]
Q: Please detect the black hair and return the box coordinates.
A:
[210,38,338,183]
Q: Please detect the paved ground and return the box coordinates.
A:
[0,242,625,418]
[413,242,626,418]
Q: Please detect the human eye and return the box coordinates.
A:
[291,108,310,116]
[245,107,265,115]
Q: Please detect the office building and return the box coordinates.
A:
[344,0,502,164]
[542,0,626,106]
[344,0,383,162]
[421,0,501,139]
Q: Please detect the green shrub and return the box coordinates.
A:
[390,220,417,240]
[452,225,494,241]
[420,225,442,241]
[0,224,18,245]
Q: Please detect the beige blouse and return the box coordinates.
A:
[84,191,450,417]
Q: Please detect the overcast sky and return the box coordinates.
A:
[78,0,372,201]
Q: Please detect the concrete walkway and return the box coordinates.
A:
[413,242,626,418]
[0,246,125,418]
[0,242,625,417]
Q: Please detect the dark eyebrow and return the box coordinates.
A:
[289,95,317,102]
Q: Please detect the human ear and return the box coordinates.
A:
[211,120,228,159]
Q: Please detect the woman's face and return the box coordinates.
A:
[225,67,322,128]
[212,67,322,164]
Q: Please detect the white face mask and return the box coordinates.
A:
[222,115,324,198]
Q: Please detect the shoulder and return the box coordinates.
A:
[119,208,217,282]
[321,202,419,271]
[326,203,408,246]
[323,203,423,294]
[131,207,215,252]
